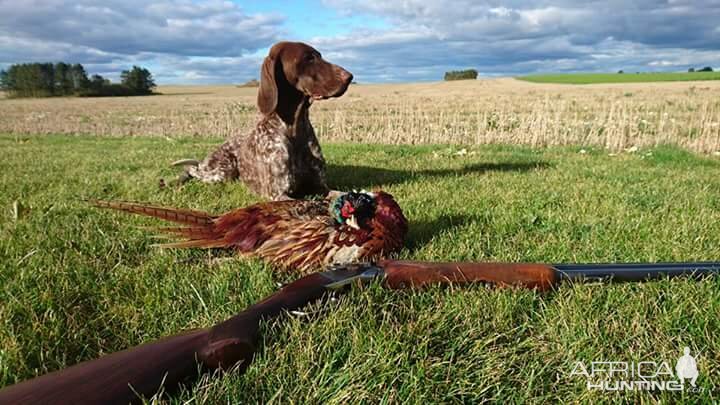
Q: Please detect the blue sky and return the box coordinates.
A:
[242,1,390,41]
[1,0,719,84]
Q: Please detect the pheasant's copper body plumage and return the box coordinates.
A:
[91,192,407,273]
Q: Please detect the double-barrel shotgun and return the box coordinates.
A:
[1,259,718,404]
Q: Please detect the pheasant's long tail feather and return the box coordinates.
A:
[89,199,230,249]
[88,200,214,226]
[152,239,229,249]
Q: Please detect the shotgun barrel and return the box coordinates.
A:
[1,260,718,404]
[553,262,720,282]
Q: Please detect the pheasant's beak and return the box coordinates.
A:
[346,215,360,230]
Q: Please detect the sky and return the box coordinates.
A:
[1,0,719,84]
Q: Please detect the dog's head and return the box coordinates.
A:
[257,41,353,115]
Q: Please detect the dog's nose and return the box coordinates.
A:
[340,69,353,83]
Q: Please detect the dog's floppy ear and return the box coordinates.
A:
[257,55,277,115]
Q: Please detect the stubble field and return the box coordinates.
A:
[2,78,720,153]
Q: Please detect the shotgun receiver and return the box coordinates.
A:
[1,260,718,404]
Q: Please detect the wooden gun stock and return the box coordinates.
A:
[0,272,330,405]
[380,260,559,291]
[0,329,209,405]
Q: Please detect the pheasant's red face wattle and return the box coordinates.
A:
[340,201,355,218]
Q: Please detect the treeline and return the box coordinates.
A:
[0,63,156,98]
[688,67,714,73]
[444,69,478,81]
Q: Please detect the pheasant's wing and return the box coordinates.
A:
[255,216,339,272]
[255,192,408,272]
[256,216,379,273]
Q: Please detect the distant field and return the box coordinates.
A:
[518,72,720,84]
[1,78,719,154]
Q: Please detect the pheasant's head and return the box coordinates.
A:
[331,191,377,230]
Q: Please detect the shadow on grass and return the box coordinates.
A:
[328,161,550,190]
[404,214,477,253]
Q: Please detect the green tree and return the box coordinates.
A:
[70,64,90,91]
[89,74,109,91]
[120,66,156,94]
[0,62,155,98]
[37,63,55,96]
[4,65,24,96]
[0,69,10,92]
[55,62,74,95]
[444,69,478,81]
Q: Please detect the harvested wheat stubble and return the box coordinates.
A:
[1,78,719,153]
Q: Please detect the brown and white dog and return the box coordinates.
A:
[172,42,353,201]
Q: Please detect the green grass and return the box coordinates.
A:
[517,72,720,84]
[1,134,720,403]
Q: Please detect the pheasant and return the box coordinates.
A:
[90,191,408,273]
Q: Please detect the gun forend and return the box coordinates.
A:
[378,260,559,291]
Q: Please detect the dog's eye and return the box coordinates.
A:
[305,53,317,62]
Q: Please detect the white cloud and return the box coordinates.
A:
[0,0,719,83]
[0,0,284,56]
[0,0,283,83]
[317,0,720,81]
